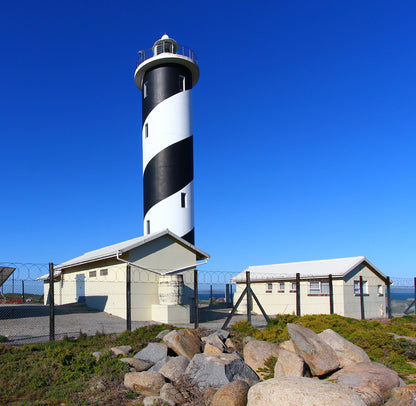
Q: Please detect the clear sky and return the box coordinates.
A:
[1,1,415,278]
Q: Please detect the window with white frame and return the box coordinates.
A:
[291,282,297,292]
[100,269,108,276]
[266,283,272,292]
[309,281,330,294]
[354,280,368,295]
[377,285,383,296]
[278,282,285,292]
[179,75,185,91]
[89,271,96,278]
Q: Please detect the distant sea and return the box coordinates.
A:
[199,291,414,301]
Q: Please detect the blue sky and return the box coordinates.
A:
[1,1,415,278]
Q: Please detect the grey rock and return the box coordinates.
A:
[163,329,201,359]
[110,345,133,356]
[318,329,370,367]
[134,342,168,364]
[149,356,175,372]
[160,382,186,405]
[287,323,340,376]
[274,348,309,378]
[247,376,366,406]
[156,329,172,341]
[159,355,190,382]
[202,333,226,351]
[329,361,401,405]
[120,357,153,372]
[143,395,175,406]
[185,352,259,389]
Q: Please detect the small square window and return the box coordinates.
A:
[267,283,272,290]
[354,280,368,295]
[377,285,383,295]
[179,75,185,91]
[291,282,297,291]
[279,282,285,291]
[143,82,148,98]
[89,271,96,278]
[181,192,187,208]
[100,269,108,276]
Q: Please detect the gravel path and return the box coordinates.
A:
[0,303,267,344]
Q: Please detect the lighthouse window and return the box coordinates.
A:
[181,192,187,208]
[179,75,185,91]
[146,220,150,234]
[143,82,148,98]
[144,123,149,138]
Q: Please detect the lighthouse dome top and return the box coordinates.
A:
[135,35,200,90]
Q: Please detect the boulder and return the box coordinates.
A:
[143,395,175,406]
[163,329,201,359]
[274,348,309,378]
[203,387,218,405]
[110,345,133,356]
[185,353,259,389]
[149,356,175,372]
[318,329,370,367]
[330,362,402,405]
[156,329,172,341]
[247,376,366,406]
[279,340,296,353]
[124,371,166,396]
[160,382,186,405]
[243,338,280,379]
[159,355,190,382]
[212,380,250,406]
[225,338,236,350]
[134,343,168,364]
[202,333,226,351]
[204,342,224,354]
[120,357,153,372]
[384,384,416,406]
[287,324,340,376]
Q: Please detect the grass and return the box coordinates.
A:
[0,324,172,405]
[1,315,416,404]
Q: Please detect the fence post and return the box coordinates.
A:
[329,274,334,314]
[126,264,131,331]
[246,271,252,323]
[386,276,392,319]
[209,285,213,307]
[49,262,55,341]
[22,280,25,302]
[194,269,199,328]
[359,275,365,320]
[296,273,301,316]
[225,283,230,305]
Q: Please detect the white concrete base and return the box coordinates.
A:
[152,304,190,324]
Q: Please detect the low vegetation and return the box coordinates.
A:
[0,315,415,405]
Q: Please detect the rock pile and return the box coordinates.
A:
[95,324,414,405]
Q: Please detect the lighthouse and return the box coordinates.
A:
[134,35,199,245]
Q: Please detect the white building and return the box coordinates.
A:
[39,230,209,324]
[231,256,388,319]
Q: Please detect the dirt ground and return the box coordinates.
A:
[0,303,267,344]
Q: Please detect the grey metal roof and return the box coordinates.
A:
[48,230,209,274]
[230,256,386,283]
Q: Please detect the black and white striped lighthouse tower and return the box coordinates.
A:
[134,35,199,245]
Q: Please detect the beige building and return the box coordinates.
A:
[231,256,388,319]
[39,230,209,324]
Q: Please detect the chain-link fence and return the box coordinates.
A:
[1,262,414,345]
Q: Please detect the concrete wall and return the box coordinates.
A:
[343,264,386,319]
[234,266,386,320]
[44,235,198,323]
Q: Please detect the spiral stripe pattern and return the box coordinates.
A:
[142,64,195,244]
